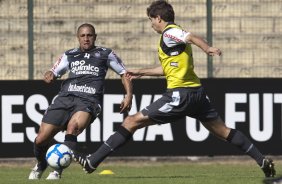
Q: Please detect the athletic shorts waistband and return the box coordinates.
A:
[166,86,202,92]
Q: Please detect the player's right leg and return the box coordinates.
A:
[73,112,154,173]
[73,90,184,173]
[29,95,75,179]
[28,122,61,180]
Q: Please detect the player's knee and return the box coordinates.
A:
[34,136,46,146]
[123,115,141,131]
[123,116,133,127]
[67,123,77,131]
[66,122,83,135]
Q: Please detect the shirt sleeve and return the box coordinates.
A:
[50,53,69,78]
[107,51,126,75]
[163,27,191,47]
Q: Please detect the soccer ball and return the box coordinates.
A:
[46,144,72,170]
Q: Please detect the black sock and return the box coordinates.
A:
[64,134,77,151]
[33,138,48,171]
[226,129,264,166]
[88,126,132,168]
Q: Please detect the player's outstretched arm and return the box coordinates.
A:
[120,73,133,113]
[126,65,164,80]
[186,33,222,56]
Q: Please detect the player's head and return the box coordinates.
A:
[147,0,174,22]
[146,0,175,33]
[77,23,97,52]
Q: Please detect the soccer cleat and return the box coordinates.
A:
[28,164,45,180]
[46,170,62,180]
[261,158,276,178]
[72,151,96,173]
[263,176,282,184]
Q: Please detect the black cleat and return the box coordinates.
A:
[263,176,282,184]
[72,151,96,174]
[261,158,276,178]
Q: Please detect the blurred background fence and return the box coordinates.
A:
[0,0,281,80]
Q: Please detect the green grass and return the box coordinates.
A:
[1,160,280,184]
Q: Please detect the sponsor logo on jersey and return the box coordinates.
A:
[94,51,101,57]
[164,32,182,42]
[68,83,96,94]
[170,51,179,56]
[51,55,63,72]
[70,60,99,76]
[170,62,178,67]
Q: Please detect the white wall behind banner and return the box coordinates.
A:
[0,79,281,158]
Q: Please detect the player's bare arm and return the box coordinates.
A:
[186,33,222,56]
[43,71,56,83]
[126,65,164,80]
[120,74,133,113]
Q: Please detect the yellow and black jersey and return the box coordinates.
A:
[158,24,201,89]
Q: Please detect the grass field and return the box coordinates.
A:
[1,157,281,184]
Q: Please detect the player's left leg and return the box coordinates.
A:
[46,111,92,179]
[65,98,100,152]
[202,117,275,178]
[65,111,92,151]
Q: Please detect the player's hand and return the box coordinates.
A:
[43,71,55,83]
[207,47,222,56]
[120,95,132,113]
[125,70,142,80]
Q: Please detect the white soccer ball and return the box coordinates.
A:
[46,144,72,170]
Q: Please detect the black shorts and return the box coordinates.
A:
[141,87,218,124]
[42,95,101,127]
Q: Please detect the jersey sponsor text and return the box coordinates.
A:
[68,83,96,94]
[70,60,99,76]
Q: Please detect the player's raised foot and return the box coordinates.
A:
[28,163,46,179]
[261,158,276,178]
[46,170,62,180]
[72,151,96,173]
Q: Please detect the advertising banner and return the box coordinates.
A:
[0,79,281,157]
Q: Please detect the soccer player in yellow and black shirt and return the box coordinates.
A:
[73,0,275,178]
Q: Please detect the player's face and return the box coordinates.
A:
[149,16,162,34]
[77,27,96,51]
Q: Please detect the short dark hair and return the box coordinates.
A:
[77,23,96,36]
[146,0,175,22]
